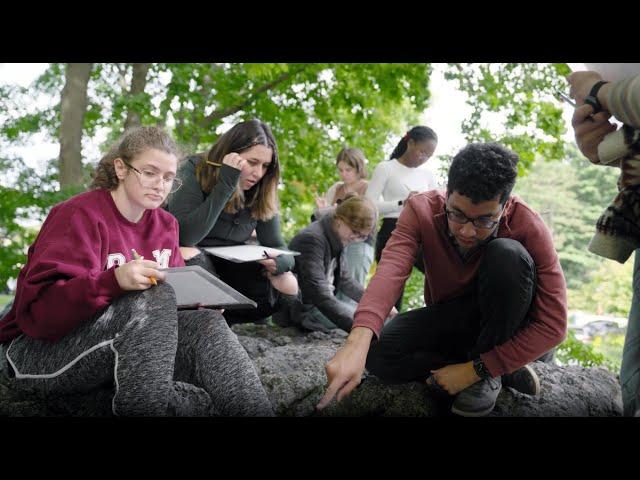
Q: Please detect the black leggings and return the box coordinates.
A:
[374,217,425,312]
[366,238,548,382]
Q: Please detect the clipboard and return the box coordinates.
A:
[202,245,300,263]
[159,265,257,310]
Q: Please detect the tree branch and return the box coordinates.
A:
[200,66,308,128]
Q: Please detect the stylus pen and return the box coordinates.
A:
[131,249,157,286]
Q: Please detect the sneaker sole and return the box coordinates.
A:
[524,364,541,397]
[502,364,541,397]
[451,402,496,417]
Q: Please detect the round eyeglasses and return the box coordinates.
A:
[123,161,183,194]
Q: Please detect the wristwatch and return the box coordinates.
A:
[584,80,609,114]
[472,357,492,379]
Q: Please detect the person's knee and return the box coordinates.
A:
[365,343,398,383]
[109,282,177,320]
[269,271,299,296]
[143,282,177,306]
[184,250,218,276]
[110,285,178,344]
[485,238,529,262]
[480,238,534,281]
[180,246,202,262]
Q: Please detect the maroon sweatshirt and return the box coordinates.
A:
[353,190,568,377]
[0,188,185,343]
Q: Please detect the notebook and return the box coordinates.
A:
[159,265,257,310]
[202,245,300,263]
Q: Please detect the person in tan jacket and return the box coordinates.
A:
[568,65,640,417]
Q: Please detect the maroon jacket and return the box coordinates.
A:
[353,190,567,377]
[0,189,185,343]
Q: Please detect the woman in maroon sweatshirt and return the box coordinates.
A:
[0,126,273,416]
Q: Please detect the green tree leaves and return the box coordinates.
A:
[0,62,572,284]
[0,156,84,289]
[445,63,569,172]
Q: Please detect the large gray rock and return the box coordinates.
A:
[233,324,623,417]
[0,323,623,417]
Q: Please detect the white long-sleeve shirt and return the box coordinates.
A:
[365,159,438,218]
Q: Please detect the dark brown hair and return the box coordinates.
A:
[195,119,280,220]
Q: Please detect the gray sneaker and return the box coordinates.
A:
[502,364,540,396]
[451,377,502,417]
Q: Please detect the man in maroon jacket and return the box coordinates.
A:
[317,142,567,416]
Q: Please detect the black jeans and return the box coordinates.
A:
[185,250,278,325]
[375,217,425,312]
[366,238,541,383]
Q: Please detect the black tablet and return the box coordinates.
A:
[159,265,257,310]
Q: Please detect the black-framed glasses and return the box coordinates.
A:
[123,160,183,194]
[445,207,502,230]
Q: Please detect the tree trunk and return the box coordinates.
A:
[58,63,92,188]
[124,63,151,130]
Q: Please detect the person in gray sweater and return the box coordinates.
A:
[287,195,395,333]
[166,119,298,325]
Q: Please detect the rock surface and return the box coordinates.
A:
[0,323,623,417]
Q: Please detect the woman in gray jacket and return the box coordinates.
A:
[287,195,391,333]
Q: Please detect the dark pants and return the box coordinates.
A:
[186,250,278,325]
[621,249,640,416]
[375,217,425,312]
[366,238,542,383]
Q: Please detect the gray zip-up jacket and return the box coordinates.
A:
[289,212,364,331]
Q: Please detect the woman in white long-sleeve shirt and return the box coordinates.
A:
[365,125,438,311]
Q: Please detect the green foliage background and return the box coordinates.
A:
[0,62,571,288]
[1,62,631,371]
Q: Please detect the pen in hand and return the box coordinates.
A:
[261,249,281,277]
[131,249,157,286]
[555,89,595,122]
